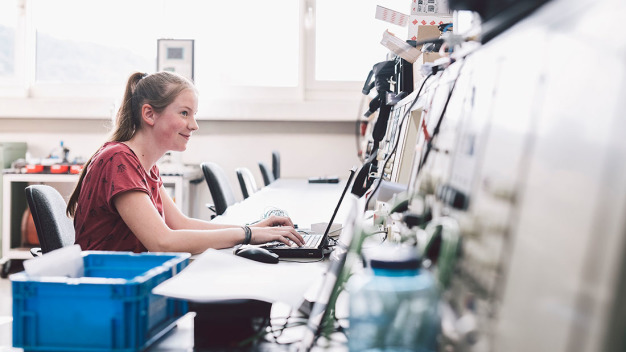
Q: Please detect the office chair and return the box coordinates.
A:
[258,161,275,186]
[201,162,238,218]
[271,150,280,180]
[235,167,259,199]
[24,185,76,257]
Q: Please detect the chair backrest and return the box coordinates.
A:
[201,162,237,215]
[24,185,75,254]
[235,167,259,199]
[258,161,275,186]
[272,150,280,180]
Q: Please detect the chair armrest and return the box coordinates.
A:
[30,247,42,257]
[206,203,217,220]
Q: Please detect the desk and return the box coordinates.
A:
[213,178,351,229]
[180,178,351,350]
[0,178,350,351]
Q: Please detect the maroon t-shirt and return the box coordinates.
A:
[74,142,164,252]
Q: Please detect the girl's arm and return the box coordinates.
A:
[114,189,303,254]
[159,186,299,231]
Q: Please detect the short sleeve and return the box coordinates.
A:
[101,152,151,209]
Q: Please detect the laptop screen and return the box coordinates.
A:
[321,166,357,239]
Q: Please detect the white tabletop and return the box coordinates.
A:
[212,178,351,230]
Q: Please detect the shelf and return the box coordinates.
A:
[2,172,199,262]
[5,248,34,260]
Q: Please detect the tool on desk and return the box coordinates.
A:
[261,166,357,258]
[308,176,339,184]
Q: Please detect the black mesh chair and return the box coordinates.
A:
[24,185,76,256]
[258,162,275,186]
[235,167,259,199]
[201,162,237,217]
[271,150,280,180]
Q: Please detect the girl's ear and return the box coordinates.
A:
[141,104,156,126]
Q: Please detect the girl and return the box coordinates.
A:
[66,71,303,254]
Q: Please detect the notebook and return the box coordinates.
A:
[261,167,357,259]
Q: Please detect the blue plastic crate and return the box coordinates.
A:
[11,251,190,352]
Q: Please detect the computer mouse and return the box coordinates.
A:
[235,247,279,264]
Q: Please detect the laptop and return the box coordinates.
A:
[261,167,357,259]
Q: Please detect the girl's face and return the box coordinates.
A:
[153,88,199,152]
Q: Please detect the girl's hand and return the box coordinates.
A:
[251,215,294,228]
[249,225,305,247]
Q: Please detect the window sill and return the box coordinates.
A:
[0,95,365,122]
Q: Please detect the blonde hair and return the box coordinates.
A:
[66,71,196,217]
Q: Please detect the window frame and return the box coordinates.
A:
[1,0,368,121]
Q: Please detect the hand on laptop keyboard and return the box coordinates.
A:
[249,218,304,246]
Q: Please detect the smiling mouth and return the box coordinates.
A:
[180,134,191,139]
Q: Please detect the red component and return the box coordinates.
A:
[25,165,44,173]
[70,165,84,174]
[50,165,69,174]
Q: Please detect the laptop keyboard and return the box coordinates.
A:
[265,233,323,249]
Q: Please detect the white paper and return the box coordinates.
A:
[152,249,325,308]
[381,30,422,63]
[375,5,409,27]
[23,244,84,278]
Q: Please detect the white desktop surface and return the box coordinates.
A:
[212,178,351,229]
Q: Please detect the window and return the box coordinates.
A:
[314,0,411,82]
[1,0,420,119]
[33,0,157,85]
[31,0,299,97]
[0,0,18,81]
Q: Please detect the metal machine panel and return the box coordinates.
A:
[493,1,626,350]
[409,1,626,352]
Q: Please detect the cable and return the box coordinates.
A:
[364,72,434,212]
[356,94,368,160]
[416,59,467,177]
[279,253,325,264]
[264,309,308,345]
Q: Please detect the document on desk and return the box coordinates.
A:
[152,249,325,308]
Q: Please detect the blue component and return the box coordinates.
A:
[11,251,190,352]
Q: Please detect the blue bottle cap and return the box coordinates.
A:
[366,246,422,270]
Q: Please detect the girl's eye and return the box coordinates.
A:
[181,111,188,117]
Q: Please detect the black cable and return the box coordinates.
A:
[364,72,434,212]
[416,60,467,176]
[278,253,325,263]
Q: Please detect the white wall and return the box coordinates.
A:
[0,118,361,219]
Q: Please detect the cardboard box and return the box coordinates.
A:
[414,25,442,48]
[408,15,452,41]
[422,52,442,63]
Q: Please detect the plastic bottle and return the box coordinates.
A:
[49,141,69,163]
[348,246,440,352]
